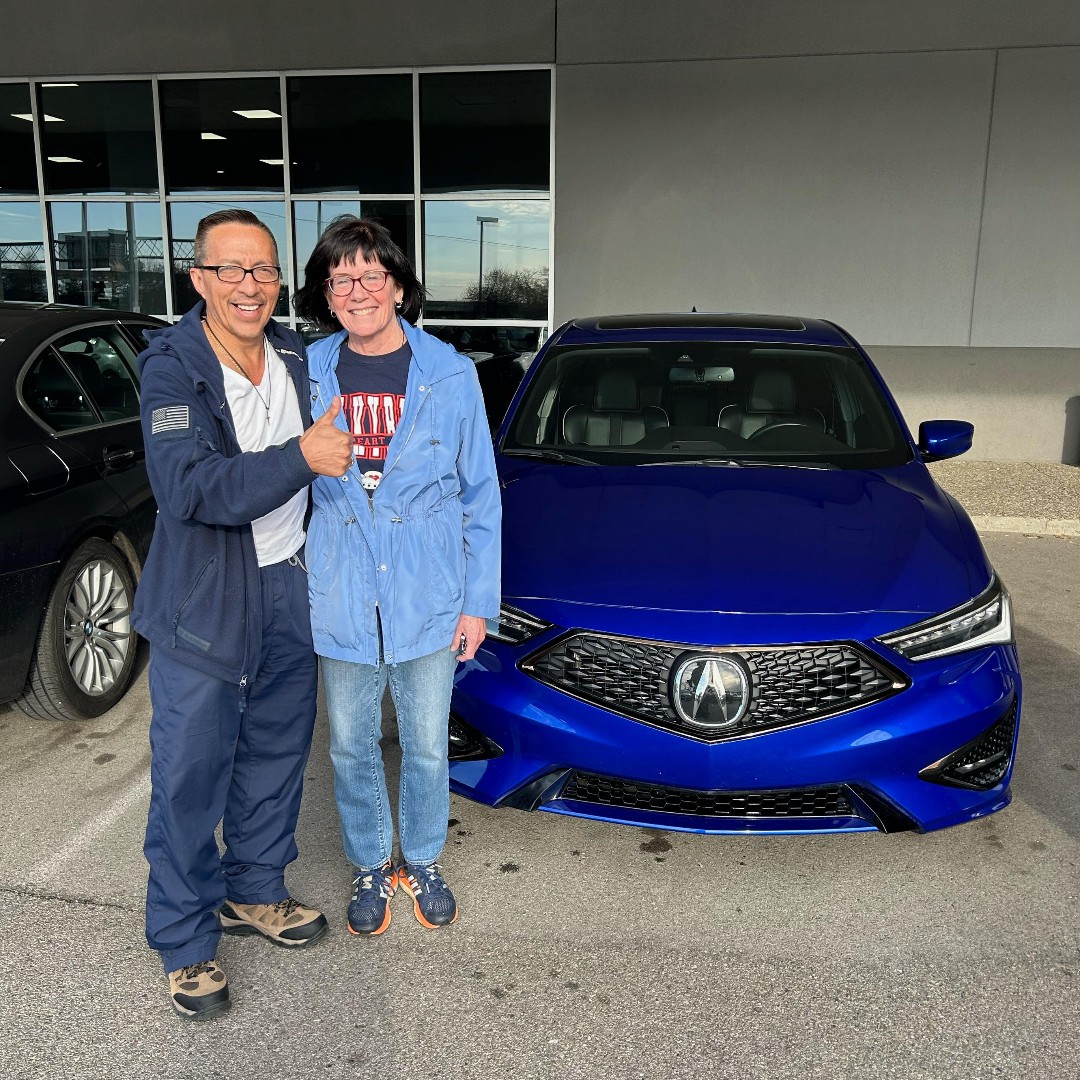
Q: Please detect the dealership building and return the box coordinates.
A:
[1,1,1077,461]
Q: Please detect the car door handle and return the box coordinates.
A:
[103,446,136,467]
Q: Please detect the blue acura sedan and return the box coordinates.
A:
[450,313,1019,834]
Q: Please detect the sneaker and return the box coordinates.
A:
[397,862,458,929]
[347,861,397,937]
[218,897,328,947]
[168,960,230,1020]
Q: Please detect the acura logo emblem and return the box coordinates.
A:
[672,655,750,730]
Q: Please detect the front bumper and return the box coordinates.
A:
[449,638,1021,834]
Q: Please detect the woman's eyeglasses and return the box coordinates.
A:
[325,270,391,295]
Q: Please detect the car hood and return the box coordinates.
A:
[498,461,987,635]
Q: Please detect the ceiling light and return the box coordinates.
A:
[201,131,226,140]
[233,109,281,120]
[48,156,82,163]
[259,158,285,165]
[41,82,79,87]
[12,112,64,122]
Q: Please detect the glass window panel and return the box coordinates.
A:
[287,75,413,195]
[168,201,289,318]
[0,202,47,302]
[0,83,39,194]
[420,70,550,194]
[51,202,165,313]
[39,81,157,196]
[423,200,549,320]
[293,200,414,283]
[53,326,141,422]
[23,351,98,431]
[161,78,283,195]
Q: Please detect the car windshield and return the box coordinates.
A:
[502,340,911,470]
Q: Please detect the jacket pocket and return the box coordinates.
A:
[172,555,218,653]
[306,509,360,648]
[421,504,465,616]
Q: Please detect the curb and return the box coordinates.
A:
[971,515,1080,537]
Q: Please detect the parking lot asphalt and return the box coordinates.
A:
[0,530,1077,1080]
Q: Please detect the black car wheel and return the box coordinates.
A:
[16,538,138,721]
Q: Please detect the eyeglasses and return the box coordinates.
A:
[325,270,391,295]
[193,264,282,283]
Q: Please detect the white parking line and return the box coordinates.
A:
[27,773,151,885]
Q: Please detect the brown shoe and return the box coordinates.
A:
[218,897,328,947]
[168,960,230,1020]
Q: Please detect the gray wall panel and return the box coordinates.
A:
[869,345,1080,462]
[971,47,1080,347]
[0,1,556,76]
[557,1,1080,65]
[554,51,993,346]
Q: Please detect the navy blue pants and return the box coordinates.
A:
[143,555,317,973]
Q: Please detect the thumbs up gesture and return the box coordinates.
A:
[300,396,353,477]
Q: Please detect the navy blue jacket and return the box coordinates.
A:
[131,303,316,691]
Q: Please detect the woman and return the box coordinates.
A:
[294,217,501,934]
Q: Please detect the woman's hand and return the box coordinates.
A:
[451,614,487,662]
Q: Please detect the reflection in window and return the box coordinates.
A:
[0,202,47,302]
[0,84,38,194]
[293,200,414,282]
[287,75,413,195]
[423,200,549,320]
[39,82,157,196]
[420,70,550,194]
[53,327,141,421]
[160,78,283,195]
[23,352,98,431]
[168,202,289,318]
[50,202,165,312]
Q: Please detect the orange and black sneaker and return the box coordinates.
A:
[398,862,458,929]
[347,861,397,936]
[168,960,230,1020]
[218,897,328,947]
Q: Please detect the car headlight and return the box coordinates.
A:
[485,604,552,645]
[876,575,1013,661]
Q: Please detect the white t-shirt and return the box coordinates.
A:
[222,339,307,567]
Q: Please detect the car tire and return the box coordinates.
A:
[16,538,138,722]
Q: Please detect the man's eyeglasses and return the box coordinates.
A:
[325,270,391,295]
[193,264,282,283]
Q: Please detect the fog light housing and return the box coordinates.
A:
[448,712,504,762]
[919,701,1017,790]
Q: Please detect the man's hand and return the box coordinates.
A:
[451,614,487,663]
[300,396,353,477]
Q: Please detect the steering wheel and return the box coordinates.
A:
[747,421,809,440]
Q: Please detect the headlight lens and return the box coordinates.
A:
[484,603,552,645]
[876,575,1012,661]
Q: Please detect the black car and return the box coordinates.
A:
[0,303,164,720]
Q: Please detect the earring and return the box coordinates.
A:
[395,301,403,311]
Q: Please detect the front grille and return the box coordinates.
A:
[522,632,904,742]
[560,770,853,818]
[921,702,1018,790]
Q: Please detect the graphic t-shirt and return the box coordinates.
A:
[336,338,411,495]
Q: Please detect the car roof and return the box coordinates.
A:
[557,312,854,349]
[0,302,163,344]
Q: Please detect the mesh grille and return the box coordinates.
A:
[929,702,1017,790]
[561,771,853,818]
[522,632,903,742]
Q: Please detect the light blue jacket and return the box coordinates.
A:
[305,320,501,665]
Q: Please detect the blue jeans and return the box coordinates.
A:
[321,644,457,870]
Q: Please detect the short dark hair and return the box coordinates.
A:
[194,208,278,266]
[293,216,424,331]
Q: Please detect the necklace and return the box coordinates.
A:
[203,317,272,425]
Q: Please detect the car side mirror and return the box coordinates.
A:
[918,420,973,462]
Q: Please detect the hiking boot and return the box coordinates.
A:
[218,897,328,947]
[168,960,230,1020]
[347,861,397,937]
[398,862,458,929]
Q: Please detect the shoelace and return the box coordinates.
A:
[270,897,303,917]
[406,863,447,894]
[180,961,216,980]
[354,869,394,901]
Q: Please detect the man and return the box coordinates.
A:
[133,208,352,1020]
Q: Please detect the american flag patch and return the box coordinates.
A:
[151,405,190,435]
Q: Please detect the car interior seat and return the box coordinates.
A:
[718,368,825,439]
[563,369,669,446]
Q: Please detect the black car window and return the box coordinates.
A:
[22,352,99,432]
[52,327,141,423]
